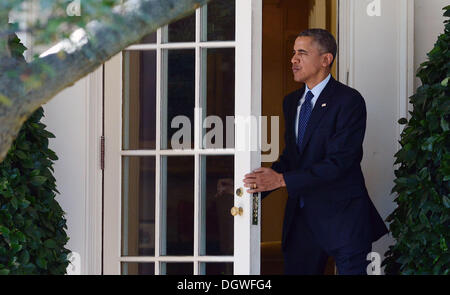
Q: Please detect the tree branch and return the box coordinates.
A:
[0,0,211,162]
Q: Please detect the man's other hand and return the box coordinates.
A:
[243,167,286,193]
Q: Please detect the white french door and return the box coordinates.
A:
[103,0,262,275]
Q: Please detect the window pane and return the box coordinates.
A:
[161,156,194,255]
[161,263,193,275]
[200,263,233,275]
[163,49,195,149]
[168,13,195,43]
[122,50,156,150]
[200,156,234,256]
[121,157,156,256]
[202,48,235,149]
[140,32,156,44]
[206,0,235,41]
[121,263,155,275]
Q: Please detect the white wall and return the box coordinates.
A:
[41,77,89,274]
[40,66,103,275]
[347,0,405,272]
[414,0,448,88]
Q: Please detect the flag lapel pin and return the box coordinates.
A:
[321,103,327,107]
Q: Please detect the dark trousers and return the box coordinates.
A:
[282,206,372,275]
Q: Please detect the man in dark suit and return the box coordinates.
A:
[243,29,388,275]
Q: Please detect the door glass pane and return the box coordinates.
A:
[168,13,196,43]
[122,50,157,150]
[121,263,155,275]
[202,48,235,149]
[160,263,193,275]
[205,0,235,41]
[200,263,233,275]
[140,32,156,44]
[161,156,194,255]
[121,156,155,256]
[162,49,195,149]
[200,156,234,256]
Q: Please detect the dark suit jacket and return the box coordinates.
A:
[262,76,388,252]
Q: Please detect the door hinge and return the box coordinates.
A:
[100,135,105,170]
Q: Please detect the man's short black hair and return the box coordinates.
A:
[298,28,337,67]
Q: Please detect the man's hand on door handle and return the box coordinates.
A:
[243,167,286,193]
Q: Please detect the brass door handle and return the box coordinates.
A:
[230,206,243,216]
[236,187,243,197]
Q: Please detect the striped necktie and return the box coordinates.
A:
[296,90,314,208]
[297,90,314,151]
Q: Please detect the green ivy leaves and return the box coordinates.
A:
[0,105,71,275]
[383,6,450,275]
[0,37,70,275]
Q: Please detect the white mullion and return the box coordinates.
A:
[154,27,162,276]
[126,41,235,51]
[200,41,235,48]
[121,149,235,156]
[122,52,129,258]
[196,7,201,43]
[117,53,124,274]
[120,256,234,263]
[193,6,201,276]
[121,150,158,156]
[159,25,169,274]
[194,45,201,147]
[199,154,207,257]
[198,15,207,267]
[194,152,200,275]
[155,155,161,276]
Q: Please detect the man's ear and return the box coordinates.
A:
[322,53,334,68]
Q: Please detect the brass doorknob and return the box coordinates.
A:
[230,206,243,216]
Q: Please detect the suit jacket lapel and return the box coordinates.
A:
[297,76,337,155]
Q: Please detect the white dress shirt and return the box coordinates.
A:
[295,74,332,141]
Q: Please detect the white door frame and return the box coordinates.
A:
[233,0,262,275]
[102,0,262,275]
[85,67,104,275]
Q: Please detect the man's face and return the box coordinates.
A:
[291,36,329,83]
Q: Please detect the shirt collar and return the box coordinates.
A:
[304,73,332,100]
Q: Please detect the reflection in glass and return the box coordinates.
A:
[121,156,155,256]
[122,50,157,150]
[140,32,157,44]
[161,263,193,275]
[200,156,234,256]
[163,50,195,149]
[121,263,155,275]
[200,263,233,275]
[168,13,195,42]
[203,48,235,149]
[206,0,235,41]
[161,156,194,255]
